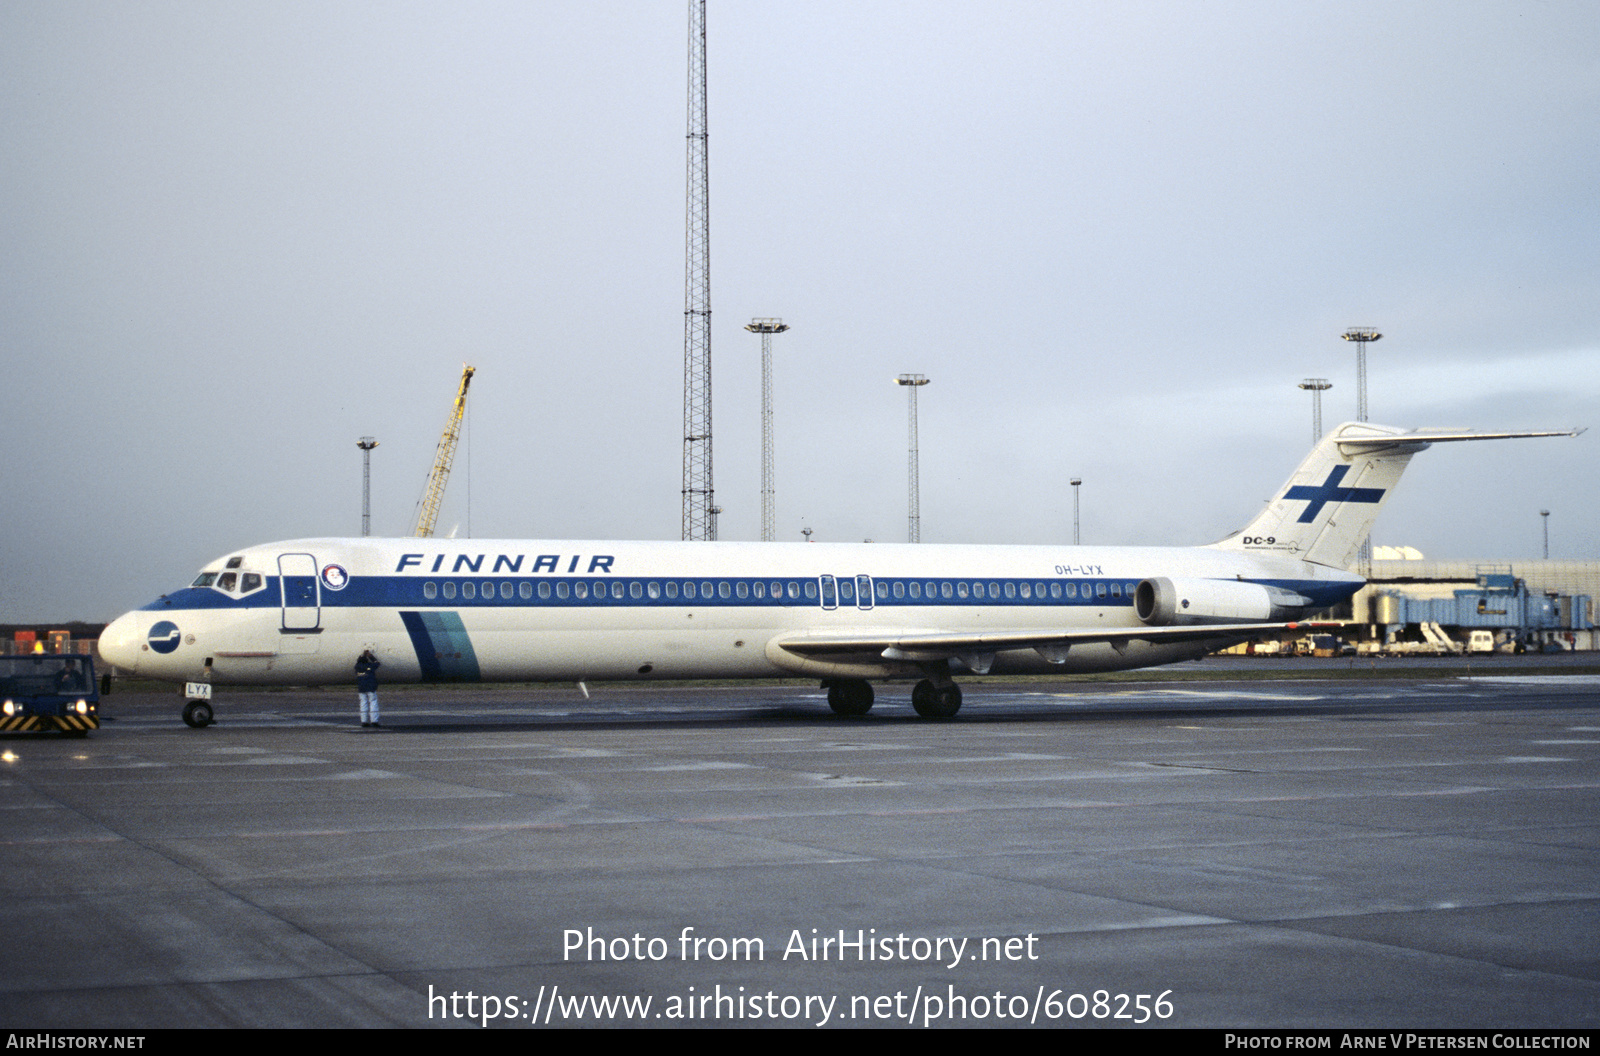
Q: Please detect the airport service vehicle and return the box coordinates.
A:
[0,654,100,734]
[97,422,1578,724]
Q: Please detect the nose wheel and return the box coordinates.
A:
[182,700,214,728]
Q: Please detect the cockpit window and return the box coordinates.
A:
[218,572,237,591]
[241,572,262,593]
[226,556,244,569]
[192,572,218,588]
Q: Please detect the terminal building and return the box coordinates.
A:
[1345,551,1597,653]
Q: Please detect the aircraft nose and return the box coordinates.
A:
[99,611,144,674]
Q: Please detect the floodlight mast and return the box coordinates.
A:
[1341,328,1381,575]
[1070,477,1082,545]
[1299,378,1332,444]
[746,319,789,542]
[1341,328,1381,423]
[357,437,378,537]
[896,374,929,543]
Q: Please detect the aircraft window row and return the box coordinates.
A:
[192,571,264,594]
[413,577,1141,604]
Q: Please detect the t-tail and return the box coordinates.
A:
[1211,422,1582,569]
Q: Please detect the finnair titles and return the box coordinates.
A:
[98,422,1579,724]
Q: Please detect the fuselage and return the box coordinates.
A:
[98,537,1363,687]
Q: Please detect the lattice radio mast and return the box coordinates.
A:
[681,0,714,540]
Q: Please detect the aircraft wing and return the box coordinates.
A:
[768,621,1333,671]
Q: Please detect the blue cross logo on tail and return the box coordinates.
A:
[1283,465,1386,523]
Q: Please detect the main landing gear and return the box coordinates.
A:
[825,679,874,716]
[823,676,963,719]
[911,679,962,719]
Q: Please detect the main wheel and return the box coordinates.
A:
[911,679,962,719]
[826,679,874,716]
[182,700,214,728]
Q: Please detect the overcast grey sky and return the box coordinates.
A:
[3,1,1596,623]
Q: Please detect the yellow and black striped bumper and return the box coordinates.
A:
[0,713,99,733]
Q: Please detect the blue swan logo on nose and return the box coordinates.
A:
[148,621,181,654]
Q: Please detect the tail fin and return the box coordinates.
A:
[1210,422,1581,569]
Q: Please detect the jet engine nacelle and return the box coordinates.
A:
[1134,577,1312,626]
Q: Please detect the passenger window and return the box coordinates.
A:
[1019,582,1031,599]
[752,581,765,599]
[1095,582,1106,599]
[892,581,904,599]
[462,582,476,600]
[424,582,438,600]
[804,581,818,600]
[556,582,570,599]
[1004,581,1017,599]
[701,581,714,598]
[443,581,457,600]
[1050,582,1062,599]
[839,580,854,602]
[684,581,696,599]
[908,581,920,599]
[630,581,643,599]
[537,582,551,599]
[501,582,513,600]
[647,581,661,599]
[718,581,731,599]
[1110,583,1121,598]
[956,582,970,599]
[520,582,533,599]
[787,582,800,599]
[735,581,748,599]
[941,582,953,599]
[575,582,588,599]
[771,581,782,598]
[665,581,679,599]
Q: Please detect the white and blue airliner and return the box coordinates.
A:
[99,422,1576,725]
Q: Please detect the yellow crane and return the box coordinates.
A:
[412,364,475,538]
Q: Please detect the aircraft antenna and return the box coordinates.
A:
[357,437,378,536]
[682,0,714,540]
[413,364,475,538]
[746,319,788,541]
[1298,378,1332,444]
[896,374,930,542]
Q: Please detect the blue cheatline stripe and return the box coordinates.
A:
[146,575,1361,614]
[399,611,481,682]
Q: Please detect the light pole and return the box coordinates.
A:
[1542,509,1550,559]
[1070,477,1082,545]
[357,437,378,537]
[746,319,788,542]
[1342,328,1381,575]
[1298,379,1332,444]
[1341,328,1381,423]
[896,374,929,543]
